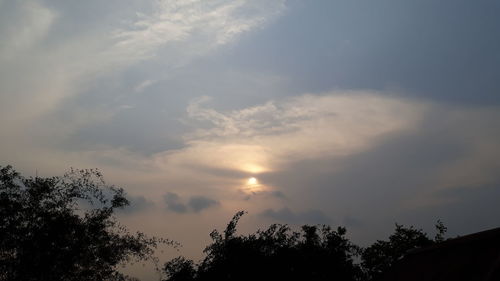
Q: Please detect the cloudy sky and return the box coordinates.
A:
[2,0,500,279]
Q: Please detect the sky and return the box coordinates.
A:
[1,0,500,279]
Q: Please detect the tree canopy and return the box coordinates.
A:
[0,165,169,281]
[163,212,448,281]
[361,222,446,280]
[163,211,363,281]
[0,165,449,281]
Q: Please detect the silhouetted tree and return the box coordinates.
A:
[163,211,363,281]
[163,257,197,281]
[361,221,447,280]
[0,165,170,281]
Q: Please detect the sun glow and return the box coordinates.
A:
[247,177,258,185]
[242,177,264,193]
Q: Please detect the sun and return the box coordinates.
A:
[242,177,264,193]
[247,177,258,185]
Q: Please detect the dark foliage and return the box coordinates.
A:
[0,165,170,281]
[163,211,363,281]
[361,221,448,280]
[1,165,451,281]
[164,257,197,281]
[163,213,448,281]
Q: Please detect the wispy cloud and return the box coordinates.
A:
[164,192,219,213]
[141,92,500,215]
[112,0,286,64]
[0,0,285,115]
[0,0,56,59]
[0,0,287,175]
[162,92,427,175]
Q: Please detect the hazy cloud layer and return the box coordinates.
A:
[164,192,219,213]
[158,92,427,176]
[149,93,500,242]
[113,0,286,62]
[260,207,331,225]
[2,2,500,279]
[164,192,189,213]
[188,196,220,213]
[0,1,56,59]
[0,0,285,170]
[118,195,156,215]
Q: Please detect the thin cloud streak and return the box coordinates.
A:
[0,0,287,176]
[161,92,427,175]
[113,0,286,62]
[0,0,285,120]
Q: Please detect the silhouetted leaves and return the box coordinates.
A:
[0,165,171,281]
[163,212,449,281]
[434,220,448,243]
[1,165,451,281]
[164,257,196,281]
[163,212,363,281]
[360,223,447,280]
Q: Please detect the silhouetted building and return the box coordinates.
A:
[379,227,500,281]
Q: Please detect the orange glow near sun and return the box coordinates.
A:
[247,177,258,185]
[242,176,264,193]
